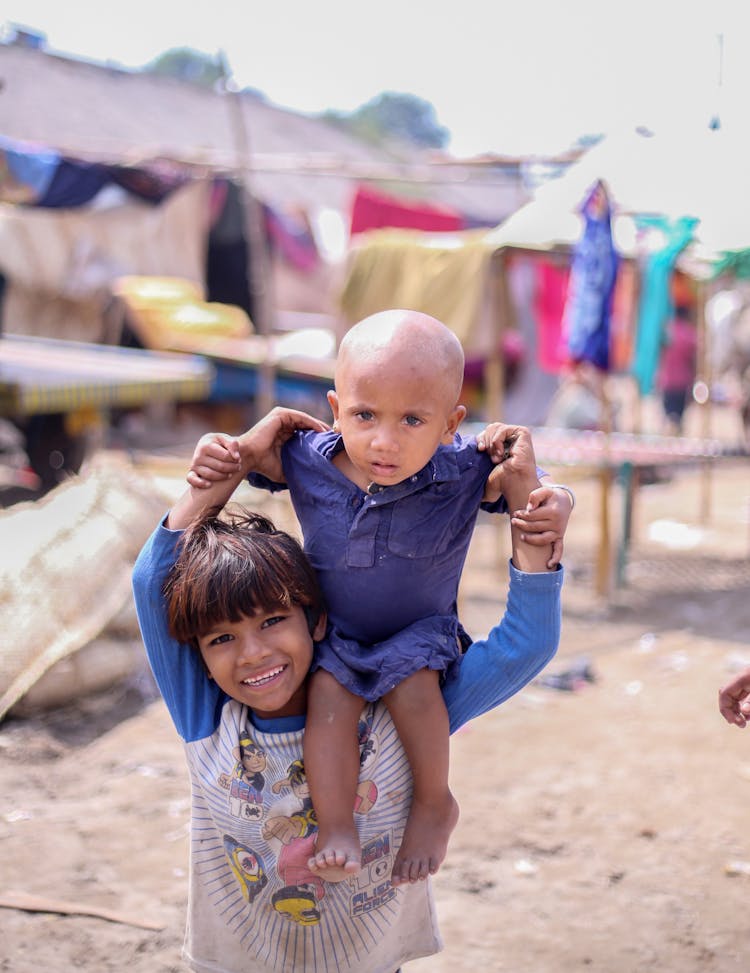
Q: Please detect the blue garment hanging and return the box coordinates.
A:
[0,135,60,201]
[563,180,619,371]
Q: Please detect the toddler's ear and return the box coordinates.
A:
[326,389,340,425]
[442,404,466,443]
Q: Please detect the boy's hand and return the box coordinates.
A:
[510,485,573,569]
[187,433,241,489]
[719,667,750,727]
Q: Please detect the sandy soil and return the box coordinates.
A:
[1,451,750,973]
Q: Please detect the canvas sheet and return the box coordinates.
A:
[339,229,495,347]
[0,181,210,339]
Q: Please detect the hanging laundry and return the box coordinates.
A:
[105,164,188,204]
[561,180,619,371]
[36,158,111,207]
[0,135,60,204]
[631,215,698,396]
[0,135,189,208]
[263,204,319,272]
[534,258,570,374]
[350,184,463,236]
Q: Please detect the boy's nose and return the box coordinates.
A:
[237,634,271,663]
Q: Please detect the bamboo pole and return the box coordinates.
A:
[694,277,713,523]
[227,86,276,418]
[595,367,613,597]
[485,249,509,422]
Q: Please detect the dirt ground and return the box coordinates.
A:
[1,436,750,972]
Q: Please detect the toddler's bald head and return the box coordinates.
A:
[337,310,465,405]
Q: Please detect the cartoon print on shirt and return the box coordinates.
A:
[357,710,378,772]
[264,760,325,925]
[271,884,321,926]
[218,732,267,822]
[350,831,397,917]
[223,834,269,904]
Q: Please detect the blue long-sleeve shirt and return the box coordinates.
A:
[131,518,562,973]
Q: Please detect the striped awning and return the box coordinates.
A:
[0,334,214,416]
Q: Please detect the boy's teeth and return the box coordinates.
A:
[244,666,283,686]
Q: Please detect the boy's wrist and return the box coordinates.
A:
[546,483,576,510]
[236,436,259,474]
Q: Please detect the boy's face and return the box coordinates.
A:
[328,352,465,489]
[197,606,326,719]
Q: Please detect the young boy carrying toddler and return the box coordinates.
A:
[189,308,573,886]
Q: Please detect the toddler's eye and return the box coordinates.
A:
[404,415,422,427]
[356,410,374,422]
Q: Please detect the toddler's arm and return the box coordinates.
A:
[477,422,574,568]
[186,407,328,488]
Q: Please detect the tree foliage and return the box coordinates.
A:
[145,48,230,88]
[323,92,449,149]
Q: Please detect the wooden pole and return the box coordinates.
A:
[227,86,276,418]
[596,367,613,597]
[695,277,713,523]
[485,249,508,422]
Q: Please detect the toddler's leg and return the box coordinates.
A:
[384,668,459,885]
[304,669,364,881]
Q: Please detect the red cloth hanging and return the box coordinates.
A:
[534,259,570,374]
[350,184,464,236]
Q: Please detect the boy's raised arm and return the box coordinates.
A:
[167,462,246,531]
[173,408,329,530]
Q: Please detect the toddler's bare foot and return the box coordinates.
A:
[391,792,459,886]
[308,825,361,883]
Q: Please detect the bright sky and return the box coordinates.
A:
[3,0,748,157]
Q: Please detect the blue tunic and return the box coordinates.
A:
[248,430,507,700]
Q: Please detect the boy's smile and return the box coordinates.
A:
[197,607,326,719]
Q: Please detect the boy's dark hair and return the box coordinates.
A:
[163,507,324,646]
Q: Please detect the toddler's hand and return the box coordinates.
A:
[187,433,241,489]
[476,422,516,465]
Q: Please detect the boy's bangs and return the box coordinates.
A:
[190,543,294,637]
[165,509,323,645]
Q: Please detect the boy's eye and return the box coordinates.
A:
[261,614,286,629]
[208,633,234,647]
[355,410,374,422]
[404,415,423,427]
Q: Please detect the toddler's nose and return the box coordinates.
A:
[371,425,399,452]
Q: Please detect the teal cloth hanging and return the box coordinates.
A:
[631,215,698,396]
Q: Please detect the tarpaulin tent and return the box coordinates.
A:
[341,126,750,421]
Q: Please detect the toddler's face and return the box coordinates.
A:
[328,353,464,488]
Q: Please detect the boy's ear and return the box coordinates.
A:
[441,404,467,444]
[312,611,327,641]
[326,390,340,424]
